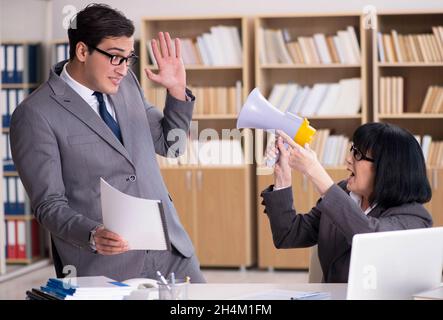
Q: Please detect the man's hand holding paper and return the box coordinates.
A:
[93,226,129,255]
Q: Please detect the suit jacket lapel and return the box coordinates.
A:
[48,68,134,167]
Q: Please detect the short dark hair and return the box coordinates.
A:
[68,3,134,60]
[352,122,432,208]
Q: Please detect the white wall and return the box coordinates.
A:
[0,0,48,42]
[1,0,443,41]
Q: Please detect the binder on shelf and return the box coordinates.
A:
[6,220,16,259]
[0,43,39,84]
[17,220,26,259]
[55,43,69,63]
[0,44,5,83]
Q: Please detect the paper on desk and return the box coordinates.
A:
[100,178,170,250]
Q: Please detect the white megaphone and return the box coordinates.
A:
[237,88,316,166]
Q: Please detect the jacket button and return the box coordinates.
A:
[128,175,136,182]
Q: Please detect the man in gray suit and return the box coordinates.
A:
[10,4,205,282]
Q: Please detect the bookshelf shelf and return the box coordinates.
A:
[4,215,34,221]
[1,83,39,89]
[3,172,19,177]
[378,63,443,67]
[192,114,238,120]
[261,63,361,69]
[308,115,362,120]
[6,257,42,265]
[379,113,443,119]
[147,64,243,71]
[141,16,254,267]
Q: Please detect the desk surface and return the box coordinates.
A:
[186,283,347,300]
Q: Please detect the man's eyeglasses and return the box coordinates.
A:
[90,46,138,66]
[350,144,375,162]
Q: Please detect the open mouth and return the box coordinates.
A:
[347,168,355,177]
[109,77,122,85]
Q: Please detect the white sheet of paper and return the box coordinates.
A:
[100,178,168,250]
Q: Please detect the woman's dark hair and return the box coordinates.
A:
[352,122,432,208]
[68,3,134,60]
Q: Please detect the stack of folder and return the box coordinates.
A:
[26,276,134,300]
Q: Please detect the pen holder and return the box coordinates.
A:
[158,279,189,300]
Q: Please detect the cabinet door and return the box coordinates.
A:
[195,168,253,267]
[161,168,198,247]
[257,171,313,269]
[426,168,443,227]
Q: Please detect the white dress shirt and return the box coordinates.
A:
[60,62,117,121]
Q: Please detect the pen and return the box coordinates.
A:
[170,272,175,286]
[156,271,171,290]
[290,292,323,300]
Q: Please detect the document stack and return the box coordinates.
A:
[27,276,135,300]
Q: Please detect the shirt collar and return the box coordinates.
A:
[60,62,97,106]
[349,191,377,215]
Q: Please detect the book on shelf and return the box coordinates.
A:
[2,88,25,129]
[54,42,69,63]
[5,218,41,261]
[418,135,443,167]
[420,86,443,114]
[147,25,242,66]
[377,26,443,63]
[259,25,360,65]
[379,77,404,114]
[146,81,242,116]
[157,138,244,167]
[266,78,361,116]
[0,43,39,84]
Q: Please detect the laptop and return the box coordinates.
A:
[347,227,443,300]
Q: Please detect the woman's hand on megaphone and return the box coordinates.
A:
[277,130,334,196]
[276,130,318,176]
[272,135,292,189]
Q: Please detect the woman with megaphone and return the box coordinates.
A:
[260,122,433,283]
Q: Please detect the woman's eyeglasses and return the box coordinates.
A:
[350,145,374,162]
[90,46,138,66]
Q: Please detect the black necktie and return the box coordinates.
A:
[93,91,122,144]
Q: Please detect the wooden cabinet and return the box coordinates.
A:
[161,168,197,245]
[257,173,311,269]
[426,168,443,227]
[162,166,255,267]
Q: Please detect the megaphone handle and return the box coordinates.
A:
[266,142,289,167]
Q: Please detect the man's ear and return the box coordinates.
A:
[75,41,89,63]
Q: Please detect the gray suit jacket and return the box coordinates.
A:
[10,61,195,281]
[261,180,433,283]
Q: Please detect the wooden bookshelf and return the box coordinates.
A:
[373,11,443,226]
[0,133,4,275]
[254,13,368,269]
[140,16,255,267]
[1,41,48,275]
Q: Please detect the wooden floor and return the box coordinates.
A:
[0,264,309,300]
